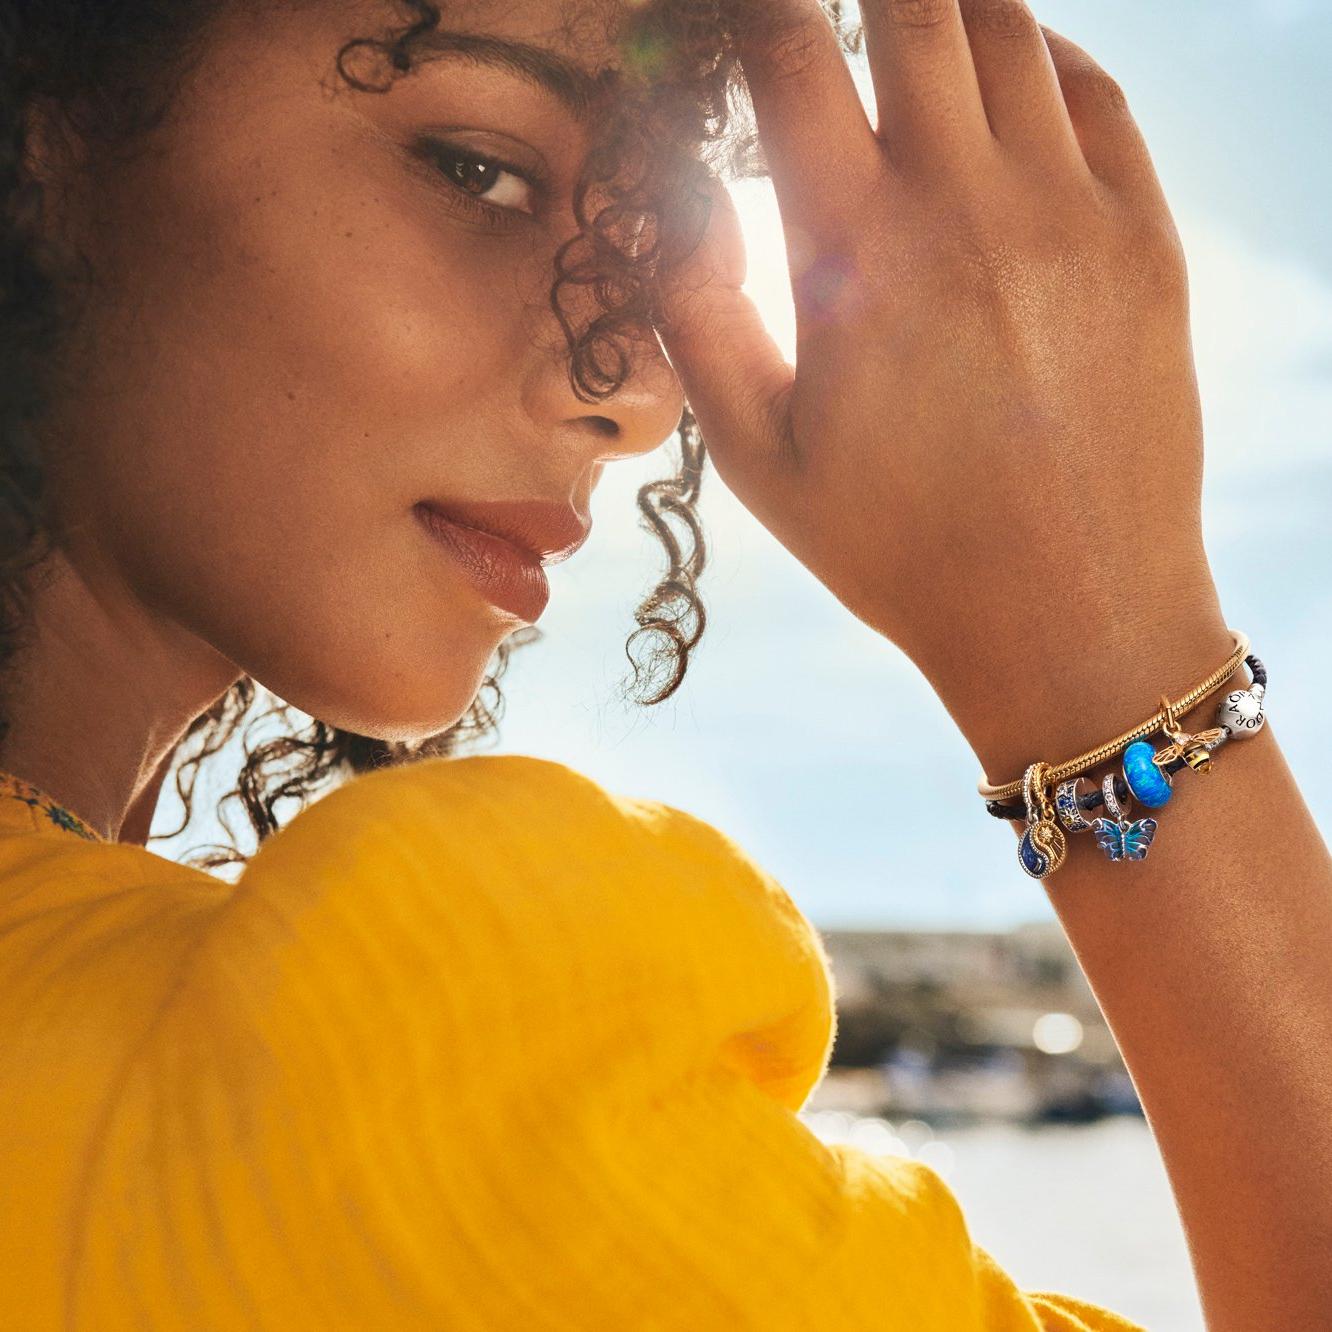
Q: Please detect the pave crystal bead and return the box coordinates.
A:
[1054,777,1098,834]
[1123,739,1173,809]
[1102,771,1131,821]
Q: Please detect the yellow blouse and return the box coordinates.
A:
[0,754,1145,1329]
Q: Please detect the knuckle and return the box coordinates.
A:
[1087,194,1188,301]
[917,204,1018,295]
[883,0,956,31]
[1076,68,1131,115]
[1121,218,1188,298]
[961,0,1039,40]
[925,203,1092,305]
[1040,30,1132,113]
[762,17,828,82]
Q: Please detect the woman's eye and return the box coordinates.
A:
[428,144,538,218]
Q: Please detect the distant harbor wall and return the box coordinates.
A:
[816,923,1139,1125]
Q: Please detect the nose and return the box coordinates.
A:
[521,315,685,471]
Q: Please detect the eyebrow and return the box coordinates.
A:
[404,30,614,122]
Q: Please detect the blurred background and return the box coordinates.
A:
[158,3,1332,1328]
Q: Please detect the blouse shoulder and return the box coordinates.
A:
[226,752,841,1109]
[63,754,1142,1331]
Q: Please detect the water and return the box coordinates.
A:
[801,1114,1203,1330]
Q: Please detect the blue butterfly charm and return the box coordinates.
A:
[1091,816,1159,862]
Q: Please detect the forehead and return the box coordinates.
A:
[316,0,651,127]
[353,0,629,73]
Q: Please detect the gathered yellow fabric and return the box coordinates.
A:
[0,754,1147,1330]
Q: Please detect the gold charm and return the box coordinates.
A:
[1019,761,1068,879]
[1153,729,1227,774]
[1030,816,1068,867]
[1153,692,1226,776]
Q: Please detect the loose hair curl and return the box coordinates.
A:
[0,0,854,870]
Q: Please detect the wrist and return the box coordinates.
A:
[932,600,1234,789]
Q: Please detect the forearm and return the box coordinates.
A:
[944,618,1332,1329]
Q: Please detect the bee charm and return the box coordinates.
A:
[1152,687,1240,778]
[1153,726,1228,776]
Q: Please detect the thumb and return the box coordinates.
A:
[654,173,796,492]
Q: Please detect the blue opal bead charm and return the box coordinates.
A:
[1123,739,1173,808]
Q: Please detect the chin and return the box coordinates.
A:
[257,634,507,746]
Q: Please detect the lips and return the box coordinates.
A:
[413,496,593,623]
[416,496,591,565]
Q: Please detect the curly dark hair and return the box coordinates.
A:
[0,0,854,871]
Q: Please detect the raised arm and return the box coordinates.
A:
[654,1,1332,1326]
[962,625,1332,1329]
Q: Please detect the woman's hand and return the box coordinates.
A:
[655,0,1231,776]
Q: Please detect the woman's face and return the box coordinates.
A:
[40,0,686,742]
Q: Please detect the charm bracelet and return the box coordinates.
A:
[976,628,1268,880]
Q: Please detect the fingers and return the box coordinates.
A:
[742,0,1160,231]
[955,0,1085,172]
[860,0,990,165]
[653,175,796,491]
[736,0,881,244]
[1039,26,1169,205]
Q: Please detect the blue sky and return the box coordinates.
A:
[162,2,1332,928]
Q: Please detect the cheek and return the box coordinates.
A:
[54,132,548,739]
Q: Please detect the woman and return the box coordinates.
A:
[0,0,1326,1327]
